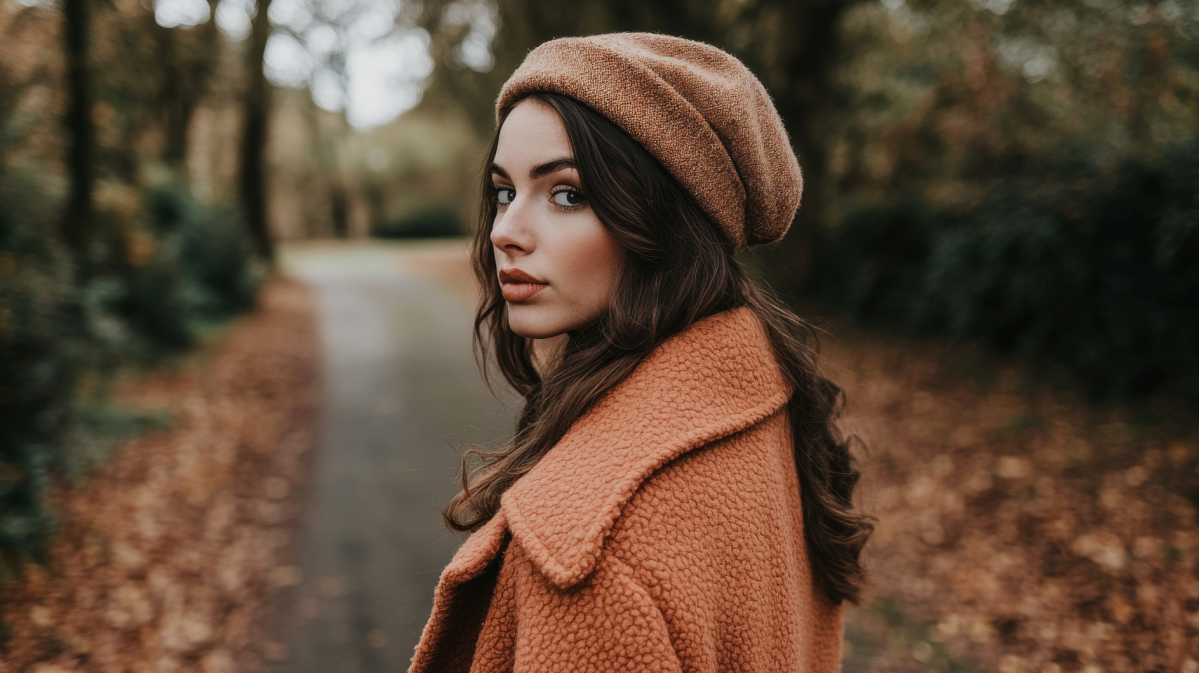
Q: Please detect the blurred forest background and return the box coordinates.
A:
[1,0,1198,670]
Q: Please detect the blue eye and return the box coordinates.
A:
[552,188,585,207]
[495,187,515,205]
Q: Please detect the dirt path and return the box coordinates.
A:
[278,241,514,673]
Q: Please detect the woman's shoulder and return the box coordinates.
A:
[611,406,799,544]
[626,405,795,511]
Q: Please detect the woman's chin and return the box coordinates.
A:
[505,305,578,340]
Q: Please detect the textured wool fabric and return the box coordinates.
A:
[410,308,843,672]
[496,33,803,252]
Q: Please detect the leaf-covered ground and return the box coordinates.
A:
[831,329,1199,673]
[0,279,319,673]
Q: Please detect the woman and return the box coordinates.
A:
[411,33,874,672]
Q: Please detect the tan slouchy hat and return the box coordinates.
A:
[496,33,802,252]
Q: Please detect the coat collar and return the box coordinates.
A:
[496,306,791,589]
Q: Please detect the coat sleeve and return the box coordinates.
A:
[509,545,683,673]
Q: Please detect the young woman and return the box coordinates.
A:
[410,33,874,673]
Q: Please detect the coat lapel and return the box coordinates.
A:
[500,306,791,589]
[440,509,509,585]
[409,512,509,673]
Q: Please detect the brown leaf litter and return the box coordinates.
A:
[830,329,1199,673]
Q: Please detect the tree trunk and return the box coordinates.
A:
[239,0,275,261]
[161,1,221,169]
[62,0,94,262]
[330,185,348,239]
[766,0,853,297]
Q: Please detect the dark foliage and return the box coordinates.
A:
[0,167,76,564]
[822,142,1199,402]
[375,205,464,239]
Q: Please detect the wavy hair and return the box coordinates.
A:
[442,92,875,605]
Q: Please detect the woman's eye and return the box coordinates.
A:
[495,187,515,205]
[552,188,585,207]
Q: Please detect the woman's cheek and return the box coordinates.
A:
[551,230,594,313]
[574,221,621,319]
[539,209,618,326]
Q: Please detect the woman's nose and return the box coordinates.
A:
[490,200,534,254]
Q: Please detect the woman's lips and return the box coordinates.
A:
[501,282,547,302]
[498,268,548,302]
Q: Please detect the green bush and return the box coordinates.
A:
[822,142,1199,402]
[107,185,263,359]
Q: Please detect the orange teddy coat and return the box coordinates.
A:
[409,307,844,672]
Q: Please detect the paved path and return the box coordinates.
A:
[279,241,514,673]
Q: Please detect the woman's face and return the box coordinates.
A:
[489,99,623,340]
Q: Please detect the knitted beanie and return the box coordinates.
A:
[496,33,802,252]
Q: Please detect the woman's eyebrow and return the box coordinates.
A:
[529,158,576,179]
[489,158,576,180]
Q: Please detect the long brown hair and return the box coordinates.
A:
[443,92,875,606]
